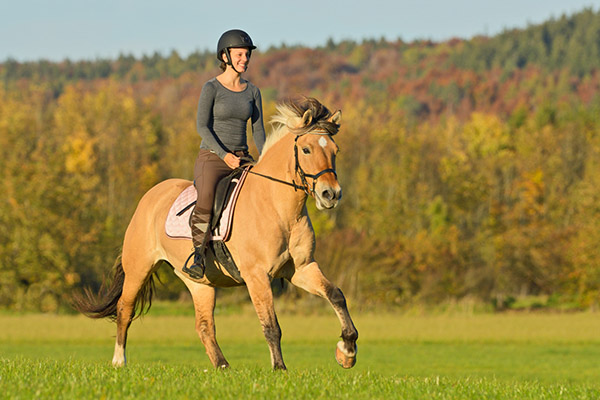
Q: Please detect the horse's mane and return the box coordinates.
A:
[260,97,340,158]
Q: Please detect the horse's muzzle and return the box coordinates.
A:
[315,182,342,210]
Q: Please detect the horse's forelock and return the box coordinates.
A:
[288,97,340,135]
[262,98,339,158]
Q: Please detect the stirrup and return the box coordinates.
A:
[182,247,205,279]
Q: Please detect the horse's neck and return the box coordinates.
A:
[250,134,307,219]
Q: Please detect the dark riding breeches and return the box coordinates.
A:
[190,150,234,248]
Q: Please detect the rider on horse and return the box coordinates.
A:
[184,29,266,279]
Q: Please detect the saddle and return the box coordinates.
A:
[165,167,249,241]
[165,167,251,282]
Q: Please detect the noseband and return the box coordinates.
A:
[246,131,337,196]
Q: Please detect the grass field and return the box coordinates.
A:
[2,307,600,399]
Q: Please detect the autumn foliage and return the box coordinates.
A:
[2,9,600,311]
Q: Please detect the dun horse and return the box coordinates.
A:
[75,97,358,370]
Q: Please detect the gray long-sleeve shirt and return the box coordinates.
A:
[196,78,266,160]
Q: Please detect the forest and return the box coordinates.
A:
[2,8,600,312]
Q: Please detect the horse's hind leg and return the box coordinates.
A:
[112,274,142,367]
[290,262,358,368]
[175,270,229,368]
[112,253,156,367]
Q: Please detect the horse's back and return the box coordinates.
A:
[141,178,192,205]
[130,178,192,228]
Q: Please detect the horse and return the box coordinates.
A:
[74,97,358,370]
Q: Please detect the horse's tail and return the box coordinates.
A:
[73,255,157,321]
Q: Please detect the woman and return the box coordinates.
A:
[184,29,266,279]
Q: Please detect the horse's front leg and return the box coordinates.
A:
[244,270,286,370]
[290,261,358,368]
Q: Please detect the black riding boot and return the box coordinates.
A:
[182,206,211,279]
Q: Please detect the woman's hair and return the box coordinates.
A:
[217,50,225,71]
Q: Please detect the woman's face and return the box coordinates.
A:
[225,47,251,72]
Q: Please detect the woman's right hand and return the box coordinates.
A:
[224,153,241,169]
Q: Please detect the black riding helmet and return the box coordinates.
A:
[217,29,256,67]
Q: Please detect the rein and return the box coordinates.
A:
[246,169,306,192]
[243,132,337,196]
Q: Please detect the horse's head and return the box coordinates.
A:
[262,97,343,209]
[290,99,342,210]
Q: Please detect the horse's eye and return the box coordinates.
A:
[302,147,311,155]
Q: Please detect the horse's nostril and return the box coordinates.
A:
[322,189,334,201]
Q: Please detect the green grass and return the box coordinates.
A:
[1,311,600,399]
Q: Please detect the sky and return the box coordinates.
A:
[1,0,599,62]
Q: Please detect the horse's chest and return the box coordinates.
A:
[287,218,315,265]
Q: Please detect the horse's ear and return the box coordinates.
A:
[301,109,313,127]
[329,110,342,125]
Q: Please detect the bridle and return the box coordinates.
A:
[292,134,337,195]
[245,131,337,196]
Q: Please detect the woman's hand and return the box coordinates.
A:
[224,153,241,169]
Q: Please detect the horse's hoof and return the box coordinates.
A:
[112,353,126,368]
[335,341,357,369]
